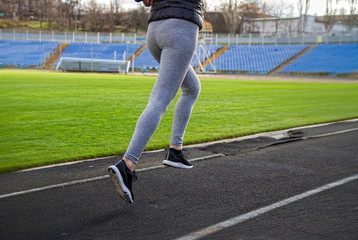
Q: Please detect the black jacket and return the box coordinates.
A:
[136,0,204,30]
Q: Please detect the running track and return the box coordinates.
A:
[1,119,357,240]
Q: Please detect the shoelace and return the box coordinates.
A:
[178,148,189,159]
[130,170,138,181]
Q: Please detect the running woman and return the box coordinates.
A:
[108,0,204,203]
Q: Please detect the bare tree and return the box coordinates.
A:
[81,0,116,32]
[221,0,240,33]
[264,0,290,36]
[122,6,149,32]
[221,0,261,34]
[338,0,358,31]
[322,0,338,34]
[33,0,57,29]
[5,0,34,20]
[112,0,120,14]
[259,1,269,34]
[82,0,101,32]
[0,0,16,18]
[297,0,310,34]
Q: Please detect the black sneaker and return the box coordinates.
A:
[163,148,193,169]
[108,160,137,203]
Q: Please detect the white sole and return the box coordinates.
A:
[108,165,133,203]
[163,160,193,169]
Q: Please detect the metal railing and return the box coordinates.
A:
[1,28,358,45]
[0,29,145,43]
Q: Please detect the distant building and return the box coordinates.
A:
[199,20,213,43]
[242,15,353,37]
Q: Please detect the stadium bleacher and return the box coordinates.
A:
[0,40,59,67]
[56,42,142,66]
[133,44,223,70]
[208,44,309,74]
[133,48,159,69]
[191,44,222,68]
[280,44,358,75]
[1,39,357,76]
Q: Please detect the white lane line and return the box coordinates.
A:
[0,154,224,200]
[2,125,357,200]
[174,174,358,240]
[304,128,358,139]
[0,175,108,200]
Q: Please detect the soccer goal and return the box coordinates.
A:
[55,57,130,73]
[193,44,217,73]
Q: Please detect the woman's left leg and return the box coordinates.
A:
[170,66,201,149]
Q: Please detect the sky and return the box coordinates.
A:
[90,0,351,16]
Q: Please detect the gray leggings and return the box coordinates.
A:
[124,19,201,163]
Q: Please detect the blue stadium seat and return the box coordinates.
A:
[0,40,59,67]
[1,40,356,75]
[280,44,358,75]
[191,44,223,68]
[134,44,223,69]
[208,44,309,74]
[56,42,142,67]
[134,48,159,69]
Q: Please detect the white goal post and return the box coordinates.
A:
[55,57,130,73]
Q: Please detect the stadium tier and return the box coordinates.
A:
[55,42,142,67]
[133,44,223,69]
[191,44,223,68]
[280,44,358,75]
[133,48,159,69]
[207,44,309,74]
[1,39,357,76]
[0,40,59,67]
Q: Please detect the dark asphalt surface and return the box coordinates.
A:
[1,120,357,240]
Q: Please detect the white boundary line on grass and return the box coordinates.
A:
[0,154,224,200]
[173,174,358,240]
[18,118,358,172]
[185,118,358,148]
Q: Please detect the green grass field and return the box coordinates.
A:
[1,70,358,173]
